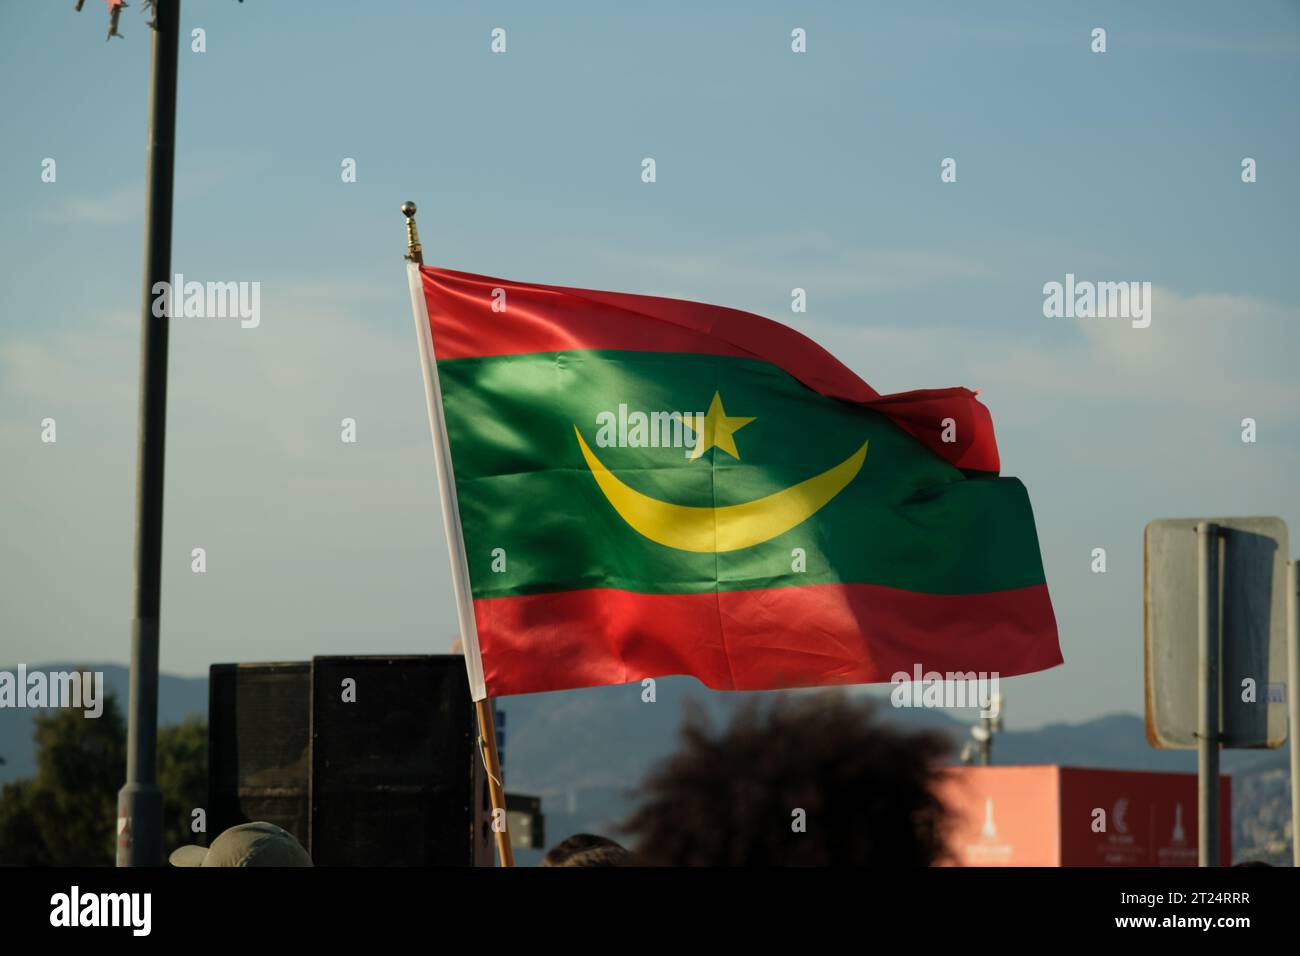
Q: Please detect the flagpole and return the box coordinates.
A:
[475,698,513,867]
[403,202,515,867]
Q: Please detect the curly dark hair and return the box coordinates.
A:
[621,692,954,866]
[542,833,631,867]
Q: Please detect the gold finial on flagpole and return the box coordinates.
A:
[401,201,423,265]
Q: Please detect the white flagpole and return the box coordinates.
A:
[403,203,514,867]
[403,205,486,699]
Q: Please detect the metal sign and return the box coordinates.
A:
[1145,517,1288,750]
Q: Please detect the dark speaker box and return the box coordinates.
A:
[208,656,492,866]
[207,662,312,846]
[309,656,490,866]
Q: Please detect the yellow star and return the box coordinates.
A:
[685,391,756,461]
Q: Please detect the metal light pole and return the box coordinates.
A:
[962,694,1002,766]
[117,0,181,867]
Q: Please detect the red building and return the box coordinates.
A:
[939,766,1231,866]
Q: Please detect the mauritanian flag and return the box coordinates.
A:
[407,264,1061,700]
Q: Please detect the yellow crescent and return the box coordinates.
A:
[574,426,868,553]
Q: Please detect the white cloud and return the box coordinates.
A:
[42,185,141,225]
[593,234,1001,300]
[803,286,1299,424]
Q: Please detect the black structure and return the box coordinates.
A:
[505,793,545,850]
[208,656,492,866]
[310,656,486,866]
[208,662,312,844]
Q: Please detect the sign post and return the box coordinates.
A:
[1145,516,1290,867]
[1195,522,1221,867]
[1288,559,1299,867]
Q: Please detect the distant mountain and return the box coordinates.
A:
[1,664,1292,865]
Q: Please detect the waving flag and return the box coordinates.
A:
[408,265,1061,699]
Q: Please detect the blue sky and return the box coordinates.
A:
[1,0,1298,728]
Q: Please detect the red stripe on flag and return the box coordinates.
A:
[473,583,1061,697]
[420,266,1000,472]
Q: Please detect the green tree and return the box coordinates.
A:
[0,780,46,865]
[6,693,125,864]
[0,691,207,865]
[158,715,208,855]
